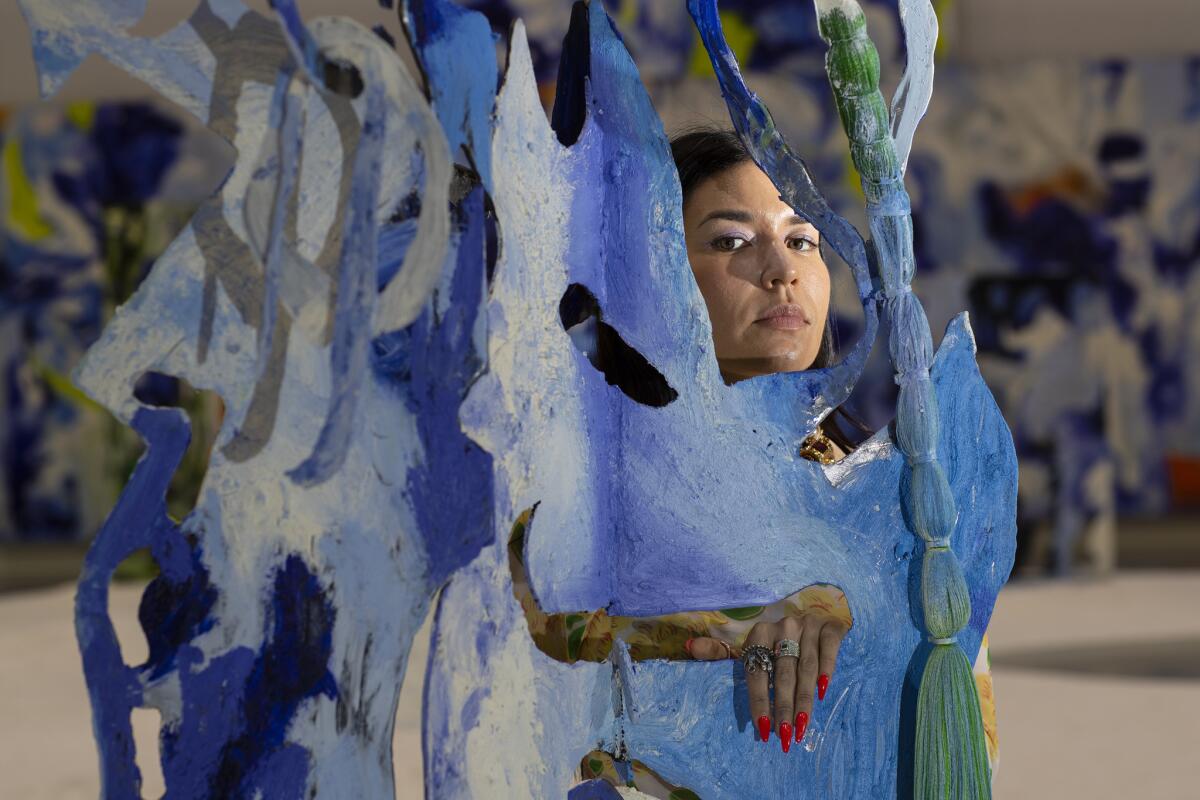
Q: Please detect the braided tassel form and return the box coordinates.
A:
[814,2,992,797]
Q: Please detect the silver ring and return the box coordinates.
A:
[775,638,801,659]
[742,644,774,677]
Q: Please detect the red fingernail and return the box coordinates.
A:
[817,674,830,701]
[684,639,694,658]
[757,715,771,743]
[795,711,809,743]
[779,722,792,752]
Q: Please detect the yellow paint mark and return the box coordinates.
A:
[32,357,105,414]
[688,10,756,78]
[3,135,55,241]
[842,146,865,203]
[616,0,638,30]
[933,0,955,61]
[65,101,96,131]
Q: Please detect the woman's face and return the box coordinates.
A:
[683,161,831,382]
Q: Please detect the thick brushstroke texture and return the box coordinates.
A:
[402,0,497,191]
[372,189,492,587]
[428,3,1014,797]
[75,401,343,800]
[27,1,480,796]
[286,65,384,487]
[140,555,337,800]
[426,23,618,796]
[205,556,338,798]
[270,0,452,339]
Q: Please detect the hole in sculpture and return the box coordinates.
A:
[113,547,159,589]
[322,57,365,98]
[110,550,153,665]
[550,1,590,147]
[133,372,225,521]
[391,604,433,788]
[131,707,165,797]
[558,283,678,408]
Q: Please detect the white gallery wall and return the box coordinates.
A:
[956,0,1200,64]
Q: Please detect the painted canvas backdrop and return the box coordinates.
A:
[0,101,228,542]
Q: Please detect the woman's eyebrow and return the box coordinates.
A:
[697,209,816,228]
[697,209,753,225]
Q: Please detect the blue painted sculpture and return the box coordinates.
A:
[426,1,1012,797]
[21,0,491,796]
[18,0,1015,796]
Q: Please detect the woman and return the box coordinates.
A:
[510,128,997,796]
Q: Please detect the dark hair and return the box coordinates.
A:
[669,127,867,452]
[671,128,754,209]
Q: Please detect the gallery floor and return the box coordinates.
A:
[3,567,1197,799]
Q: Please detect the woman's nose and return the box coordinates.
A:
[759,243,798,290]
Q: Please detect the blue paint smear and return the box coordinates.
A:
[268,0,325,81]
[372,188,492,586]
[288,73,385,487]
[422,587,481,796]
[568,779,625,800]
[207,555,338,797]
[139,542,218,682]
[160,645,257,799]
[158,555,338,800]
[376,217,419,291]
[77,398,339,799]
[459,687,486,732]
[76,405,192,798]
[403,0,497,190]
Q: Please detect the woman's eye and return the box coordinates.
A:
[788,236,817,252]
[712,236,748,252]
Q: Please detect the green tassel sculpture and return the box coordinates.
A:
[813,1,993,797]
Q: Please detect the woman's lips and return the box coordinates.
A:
[754,304,810,330]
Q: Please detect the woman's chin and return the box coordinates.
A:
[717,351,818,382]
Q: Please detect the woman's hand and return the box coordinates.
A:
[686,613,849,753]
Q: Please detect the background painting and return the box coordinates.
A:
[1,101,228,543]
[2,0,1198,573]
